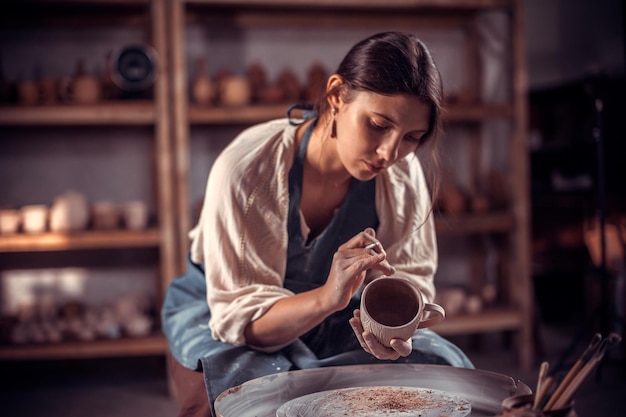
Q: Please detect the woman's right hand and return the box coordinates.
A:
[321,228,395,312]
[244,228,394,349]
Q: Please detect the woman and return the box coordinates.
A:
[162,31,473,416]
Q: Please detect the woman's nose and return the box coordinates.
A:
[376,136,401,162]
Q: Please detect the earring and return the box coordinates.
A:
[330,108,337,139]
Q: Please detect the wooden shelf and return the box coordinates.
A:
[435,211,515,235]
[189,104,289,125]
[187,103,513,126]
[0,334,168,361]
[0,1,151,28]
[0,101,155,126]
[0,229,161,253]
[431,307,523,336]
[184,0,513,11]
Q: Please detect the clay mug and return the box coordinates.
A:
[360,276,445,347]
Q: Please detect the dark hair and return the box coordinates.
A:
[316,31,443,206]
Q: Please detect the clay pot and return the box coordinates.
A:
[258,83,284,104]
[17,80,40,105]
[246,62,267,103]
[305,62,327,102]
[59,60,101,105]
[92,201,120,230]
[471,192,490,213]
[191,58,214,106]
[39,78,58,105]
[277,68,301,102]
[499,394,573,417]
[220,75,250,107]
[440,183,467,215]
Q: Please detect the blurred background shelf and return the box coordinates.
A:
[0,334,168,361]
[0,101,155,125]
[0,229,161,252]
[0,0,176,367]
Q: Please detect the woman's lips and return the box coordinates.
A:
[365,161,385,174]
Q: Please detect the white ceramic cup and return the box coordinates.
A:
[21,204,49,234]
[0,209,21,235]
[123,200,148,230]
[360,276,445,347]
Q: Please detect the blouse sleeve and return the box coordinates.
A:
[375,154,438,304]
[188,120,297,348]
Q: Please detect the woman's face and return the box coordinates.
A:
[334,90,431,181]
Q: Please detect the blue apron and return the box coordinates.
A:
[162,108,473,415]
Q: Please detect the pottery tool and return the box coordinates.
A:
[542,333,601,410]
[545,333,621,411]
[532,361,549,409]
[535,375,554,410]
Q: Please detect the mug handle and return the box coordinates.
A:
[417,302,446,329]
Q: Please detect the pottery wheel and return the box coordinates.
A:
[276,386,472,417]
[214,363,531,417]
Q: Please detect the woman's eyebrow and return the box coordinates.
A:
[372,111,428,134]
[372,111,396,124]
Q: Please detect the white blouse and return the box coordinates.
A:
[189,118,438,350]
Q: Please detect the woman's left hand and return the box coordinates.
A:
[349,309,412,360]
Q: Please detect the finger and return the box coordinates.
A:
[371,259,396,276]
[349,316,371,354]
[363,332,401,361]
[390,338,412,357]
[363,227,376,238]
[337,252,387,277]
[363,236,383,254]
[342,229,380,251]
